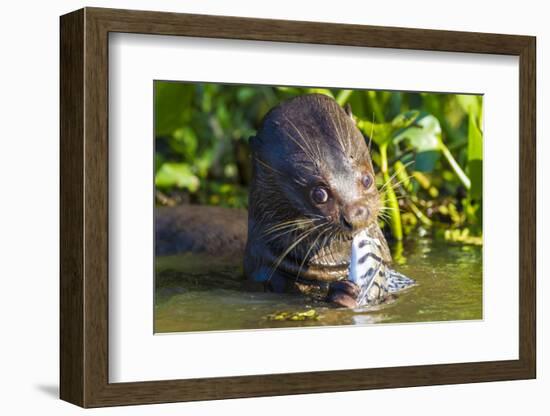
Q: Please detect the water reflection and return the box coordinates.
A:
[154,236,482,333]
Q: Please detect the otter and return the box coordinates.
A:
[244,94,395,307]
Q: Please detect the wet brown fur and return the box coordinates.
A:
[244,94,391,293]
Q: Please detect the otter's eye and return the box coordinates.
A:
[311,186,329,204]
[361,174,373,189]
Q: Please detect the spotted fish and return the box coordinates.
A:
[349,229,415,306]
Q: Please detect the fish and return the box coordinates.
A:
[348,229,415,306]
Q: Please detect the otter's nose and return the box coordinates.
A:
[341,204,369,231]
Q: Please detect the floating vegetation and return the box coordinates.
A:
[266,309,320,322]
[443,229,483,246]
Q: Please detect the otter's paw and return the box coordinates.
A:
[326,280,360,308]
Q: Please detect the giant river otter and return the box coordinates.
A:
[244,94,412,307]
[156,93,414,308]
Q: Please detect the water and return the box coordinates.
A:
[154,236,482,333]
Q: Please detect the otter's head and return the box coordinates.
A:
[250,94,380,241]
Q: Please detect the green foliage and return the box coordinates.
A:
[467,110,483,200]
[154,82,483,243]
[155,163,199,192]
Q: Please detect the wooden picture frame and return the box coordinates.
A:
[60,7,536,408]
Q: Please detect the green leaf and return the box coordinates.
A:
[367,90,385,122]
[306,88,334,98]
[456,95,482,119]
[393,113,442,172]
[236,87,256,103]
[393,113,441,151]
[155,82,194,137]
[155,163,200,192]
[275,86,301,94]
[467,113,483,199]
[154,153,164,175]
[171,127,198,159]
[335,89,353,106]
[379,144,403,240]
[391,110,421,130]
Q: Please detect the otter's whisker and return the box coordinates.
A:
[380,175,415,193]
[337,105,350,154]
[268,221,327,281]
[377,161,415,192]
[295,224,330,281]
[254,157,282,176]
[377,211,393,227]
[379,205,403,216]
[264,217,313,229]
[286,133,317,165]
[284,116,320,162]
[379,195,408,206]
[328,113,347,155]
[319,228,331,254]
[263,218,313,235]
[378,210,396,217]
[306,213,325,220]
[378,171,411,193]
[367,111,375,151]
[265,224,314,243]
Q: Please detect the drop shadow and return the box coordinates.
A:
[35,384,59,399]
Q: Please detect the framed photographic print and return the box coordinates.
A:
[60,7,536,408]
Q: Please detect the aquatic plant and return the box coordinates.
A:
[154,83,483,244]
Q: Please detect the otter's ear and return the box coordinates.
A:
[344,103,355,123]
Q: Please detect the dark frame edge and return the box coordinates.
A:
[60,8,86,407]
[518,36,537,379]
[89,360,532,408]
[83,6,533,54]
[60,7,537,408]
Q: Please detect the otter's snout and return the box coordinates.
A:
[340,204,369,232]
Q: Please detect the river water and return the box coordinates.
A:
[154,236,482,333]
